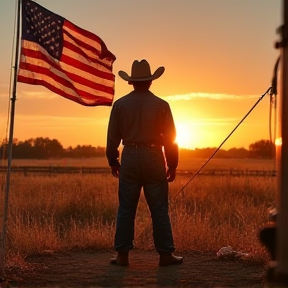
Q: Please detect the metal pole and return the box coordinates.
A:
[0,0,21,277]
[275,0,288,284]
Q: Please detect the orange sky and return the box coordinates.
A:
[0,0,282,150]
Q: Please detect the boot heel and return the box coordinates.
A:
[159,253,183,267]
[110,251,129,266]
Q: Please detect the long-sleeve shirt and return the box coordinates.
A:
[106,90,178,169]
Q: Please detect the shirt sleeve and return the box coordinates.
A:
[162,104,179,170]
[106,104,122,167]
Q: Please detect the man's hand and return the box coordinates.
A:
[111,165,120,178]
[166,168,176,182]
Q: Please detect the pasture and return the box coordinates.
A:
[0,157,276,268]
[1,156,276,171]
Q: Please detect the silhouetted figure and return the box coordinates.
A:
[106,59,183,267]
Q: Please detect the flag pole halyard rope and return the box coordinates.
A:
[0,0,21,278]
[1,0,20,164]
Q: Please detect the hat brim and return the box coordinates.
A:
[118,66,165,82]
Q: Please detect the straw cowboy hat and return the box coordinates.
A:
[118,59,165,83]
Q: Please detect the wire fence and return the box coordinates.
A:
[0,166,276,177]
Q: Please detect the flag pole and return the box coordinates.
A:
[0,0,21,277]
[273,0,288,285]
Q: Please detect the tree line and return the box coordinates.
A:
[0,137,105,159]
[180,139,275,159]
[0,137,276,159]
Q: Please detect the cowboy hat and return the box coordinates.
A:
[118,59,165,83]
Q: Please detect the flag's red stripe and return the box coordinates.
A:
[61,63,115,94]
[63,39,112,71]
[64,20,116,62]
[18,74,112,106]
[21,47,114,94]
[60,52,114,81]
[21,46,112,83]
[64,20,103,46]
[61,56,115,94]
[18,74,85,105]
[19,61,113,102]
[63,25,101,58]
[19,61,74,90]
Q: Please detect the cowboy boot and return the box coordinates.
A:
[110,250,129,266]
[159,252,183,267]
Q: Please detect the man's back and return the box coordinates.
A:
[112,90,175,145]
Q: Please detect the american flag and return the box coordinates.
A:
[18,0,116,106]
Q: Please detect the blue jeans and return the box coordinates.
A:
[114,145,175,254]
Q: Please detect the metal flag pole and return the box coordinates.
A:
[0,0,21,277]
[274,0,288,284]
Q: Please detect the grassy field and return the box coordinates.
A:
[1,156,276,171]
[0,158,276,268]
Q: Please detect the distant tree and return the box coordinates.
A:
[11,137,63,159]
[0,138,10,159]
[30,137,63,158]
[226,147,249,158]
[0,137,108,159]
[64,145,106,158]
[193,147,227,158]
[13,138,34,158]
[95,146,106,157]
[249,139,275,159]
[45,138,64,158]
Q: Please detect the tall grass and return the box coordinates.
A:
[169,175,275,254]
[0,166,276,267]
[2,157,275,171]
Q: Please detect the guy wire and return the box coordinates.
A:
[137,88,272,242]
[172,86,272,201]
[173,55,281,200]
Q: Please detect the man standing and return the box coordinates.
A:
[106,59,183,267]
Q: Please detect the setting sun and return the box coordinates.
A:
[175,123,195,150]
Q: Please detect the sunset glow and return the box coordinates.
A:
[175,123,195,150]
[0,1,281,150]
[275,137,282,146]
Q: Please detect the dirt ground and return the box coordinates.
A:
[4,249,268,288]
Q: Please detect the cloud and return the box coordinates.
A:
[164,92,259,101]
[185,117,242,126]
[0,89,55,99]
[20,91,57,99]
[15,114,108,127]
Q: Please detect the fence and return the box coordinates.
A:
[0,166,277,177]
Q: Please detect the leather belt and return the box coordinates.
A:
[125,143,162,148]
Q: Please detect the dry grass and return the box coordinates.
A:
[169,175,275,254]
[0,158,276,267]
[0,157,109,168]
[1,156,275,171]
